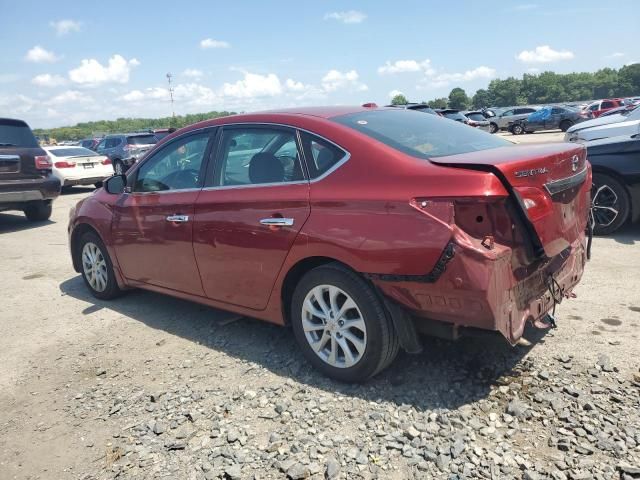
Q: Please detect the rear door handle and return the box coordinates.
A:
[166,214,189,223]
[259,217,294,227]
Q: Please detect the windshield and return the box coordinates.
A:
[332,109,511,158]
[0,120,39,148]
[48,147,96,157]
[127,135,157,145]
[465,113,486,121]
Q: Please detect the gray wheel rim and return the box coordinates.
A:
[301,285,367,368]
[82,242,108,292]
[591,184,619,228]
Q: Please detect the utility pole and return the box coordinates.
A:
[166,73,176,126]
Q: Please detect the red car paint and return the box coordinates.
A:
[69,106,590,345]
[586,98,626,118]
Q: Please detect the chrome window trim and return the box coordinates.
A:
[216,122,351,184]
[201,180,308,192]
[126,187,202,196]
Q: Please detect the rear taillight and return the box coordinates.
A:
[101,157,112,165]
[54,161,76,168]
[35,155,52,169]
[514,186,553,221]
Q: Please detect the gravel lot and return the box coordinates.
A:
[1,136,639,479]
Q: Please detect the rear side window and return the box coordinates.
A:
[299,132,347,179]
[0,119,39,148]
[127,135,157,145]
[465,113,486,121]
[105,138,120,148]
[333,109,511,159]
[601,101,614,109]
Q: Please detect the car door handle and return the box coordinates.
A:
[259,217,294,227]
[166,214,189,223]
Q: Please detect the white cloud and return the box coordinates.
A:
[68,55,140,86]
[324,10,367,24]
[516,45,575,63]
[285,79,306,92]
[31,74,67,87]
[422,66,497,89]
[200,38,230,49]
[378,59,434,75]
[221,72,283,98]
[121,87,170,103]
[321,69,368,92]
[182,68,203,78]
[50,19,81,35]
[25,46,60,63]
[46,90,93,105]
[607,52,625,58]
[388,89,404,99]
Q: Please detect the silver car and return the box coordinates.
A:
[488,107,538,134]
[565,106,640,143]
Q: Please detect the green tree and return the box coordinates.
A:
[448,87,470,110]
[390,93,408,105]
[427,97,448,109]
[471,89,491,109]
[618,63,640,96]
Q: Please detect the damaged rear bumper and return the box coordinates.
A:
[371,234,587,345]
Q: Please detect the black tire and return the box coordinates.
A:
[591,173,630,235]
[489,122,498,134]
[113,160,124,176]
[77,231,122,300]
[511,123,524,135]
[291,263,399,382]
[23,201,52,221]
[559,120,573,132]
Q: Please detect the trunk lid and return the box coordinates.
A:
[429,143,590,259]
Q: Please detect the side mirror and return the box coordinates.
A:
[104,174,126,194]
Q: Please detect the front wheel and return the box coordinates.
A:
[291,264,399,382]
[77,231,122,299]
[24,201,52,221]
[591,173,630,235]
[489,122,498,134]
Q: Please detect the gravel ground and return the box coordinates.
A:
[1,184,639,480]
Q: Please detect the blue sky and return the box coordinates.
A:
[1,0,637,128]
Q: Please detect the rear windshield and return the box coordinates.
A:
[465,113,486,121]
[333,110,510,158]
[0,119,39,148]
[127,135,157,145]
[48,147,96,157]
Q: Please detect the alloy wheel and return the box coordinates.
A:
[82,242,108,292]
[591,183,619,228]
[114,161,123,175]
[301,285,367,368]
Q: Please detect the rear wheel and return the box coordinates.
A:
[77,231,122,299]
[591,173,630,235]
[291,264,399,382]
[511,123,524,135]
[23,201,52,221]
[489,122,498,134]
[559,120,573,132]
[113,160,124,176]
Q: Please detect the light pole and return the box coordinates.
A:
[166,73,176,126]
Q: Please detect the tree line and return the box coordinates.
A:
[391,63,640,110]
[33,111,235,141]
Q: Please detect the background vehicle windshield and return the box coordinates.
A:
[127,135,157,145]
[48,147,96,157]
[0,119,39,147]
[333,109,511,158]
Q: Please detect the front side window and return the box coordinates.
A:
[134,132,210,192]
[551,107,563,114]
[333,109,510,159]
[501,110,515,117]
[217,128,304,186]
[299,132,347,179]
[127,135,157,145]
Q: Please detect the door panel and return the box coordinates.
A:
[111,130,214,295]
[112,191,204,294]
[193,125,310,310]
[193,184,310,309]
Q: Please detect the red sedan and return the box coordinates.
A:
[68,106,591,382]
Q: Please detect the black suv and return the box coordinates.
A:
[0,118,60,221]
[95,133,158,174]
